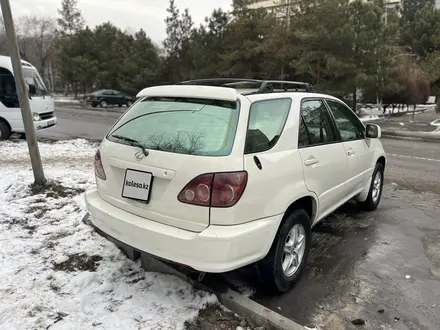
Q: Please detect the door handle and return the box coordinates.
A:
[304,156,319,166]
[347,149,356,156]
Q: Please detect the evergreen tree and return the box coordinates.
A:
[57,0,85,35]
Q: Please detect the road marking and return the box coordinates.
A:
[388,153,440,162]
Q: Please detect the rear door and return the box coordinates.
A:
[325,99,372,192]
[298,98,348,218]
[97,97,242,232]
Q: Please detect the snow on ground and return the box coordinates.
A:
[53,95,82,104]
[0,140,218,330]
[54,98,81,104]
[359,115,380,122]
[358,103,436,118]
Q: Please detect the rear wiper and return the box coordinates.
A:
[111,135,149,156]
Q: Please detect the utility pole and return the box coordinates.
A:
[1,0,46,185]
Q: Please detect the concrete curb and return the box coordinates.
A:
[381,129,440,141]
[140,253,305,330]
[83,213,305,330]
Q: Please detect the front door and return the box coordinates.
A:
[325,99,373,192]
[298,99,348,220]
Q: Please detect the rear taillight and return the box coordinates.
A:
[178,171,247,208]
[94,150,106,180]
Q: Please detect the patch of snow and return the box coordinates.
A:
[54,98,81,104]
[360,115,380,122]
[358,104,436,117]
[0,139,217,330]
[431,119,440,127]
[0,139,97,165]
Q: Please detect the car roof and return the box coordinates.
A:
[137,85,341,104]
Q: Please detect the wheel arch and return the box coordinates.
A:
[0,116,11,131]
[283,195,318,227]
[377,155,386,169]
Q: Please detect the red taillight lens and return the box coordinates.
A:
[94,150,106,180]
[178,174,213,206]
[212,172,248,207]
[178,172,247,208]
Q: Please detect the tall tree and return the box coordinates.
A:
[220,4,276,78]
[161,0,194,82]
[56,0,86,94]
[400,0,440,57]
[57,0,85,35]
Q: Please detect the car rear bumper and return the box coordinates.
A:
[85,187,283,273]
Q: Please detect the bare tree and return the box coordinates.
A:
[0,17,9,55]
[17,16,57,82]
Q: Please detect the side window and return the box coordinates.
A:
[103,91,113,96]
[0,68,18,108]
[245,98,291,154]
[326,100,365,141]
[301,99,336,145]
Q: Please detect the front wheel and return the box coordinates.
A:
[126,100,133,107]
[357,163,384,211]
[100,100,107,108]
[257,209,311,293]
[0,121,11,140]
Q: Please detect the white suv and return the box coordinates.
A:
[85,79,386,292]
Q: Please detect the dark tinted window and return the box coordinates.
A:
[301,99,335,145]
[245,98,291,154]
[326,100,365,141]
[0,68,18,108]
[0,68,16,96]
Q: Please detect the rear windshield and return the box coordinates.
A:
[107,97,240,156]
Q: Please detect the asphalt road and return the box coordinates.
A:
[37,104,440,329]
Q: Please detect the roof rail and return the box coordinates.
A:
[176,78,314,93]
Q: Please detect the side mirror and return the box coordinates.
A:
[28,84,36,95]
[366,123,381,139]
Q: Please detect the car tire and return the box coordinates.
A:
[100,100,107,108]
[357,163,384,211]
[127,100,133,107]
[92,103,97,108]
[118,103,123,107]
[257,209,311,293]
[0,121,11,140]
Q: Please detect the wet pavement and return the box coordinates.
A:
[210,185,440,329]
[366,110,439,133]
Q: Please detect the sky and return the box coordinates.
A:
[9,0,233,43]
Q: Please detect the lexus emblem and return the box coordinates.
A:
[135,150,148,160]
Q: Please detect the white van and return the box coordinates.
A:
[0,55,57,140]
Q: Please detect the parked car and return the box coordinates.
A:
[84,79,386,293]
[85,89,134,108]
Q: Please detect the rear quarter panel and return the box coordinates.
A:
[210,95,317,226]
